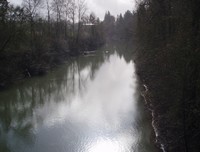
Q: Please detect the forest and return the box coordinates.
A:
[0,0,105,87]
[134,0,200,152]
[0,0,137,89]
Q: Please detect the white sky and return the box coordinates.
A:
[8,0,135,20]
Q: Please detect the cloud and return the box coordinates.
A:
[8,0,134,20]
[87,0,134,20]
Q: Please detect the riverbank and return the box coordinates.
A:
[0,49,83,90]
[0,51,65,90]
[135,46,200,152]
[135,52,184,152]
[136,64,173,152]
[137,78,163,152]
[139,82,166,152]
[0,42,105,91]
[134,0,200,151]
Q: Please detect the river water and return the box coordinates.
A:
[0,47,156,152]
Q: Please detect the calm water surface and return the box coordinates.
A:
[0,48,156,152]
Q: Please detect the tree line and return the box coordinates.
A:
[0,0,105,54]
[0,0,105,86]
[102,10,137,42]
[134,0,200,152]
[0,0,139,88]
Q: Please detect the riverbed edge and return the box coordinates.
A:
[139,83,166,152]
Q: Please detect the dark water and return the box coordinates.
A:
[0,48,156,152]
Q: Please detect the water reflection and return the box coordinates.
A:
[87,137,121,152]
[0,47,155,152]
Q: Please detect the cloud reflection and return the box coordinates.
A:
[0,51,141,152]
[40,53,136,130]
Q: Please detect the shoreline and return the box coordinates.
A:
[140,83,165,152]
[0,52,70,91]
[0,49,103,91]
[135,56,186,152]
[136,74,164,152]
[0,52,80,91]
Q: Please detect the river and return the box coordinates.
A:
[0,46,157,152]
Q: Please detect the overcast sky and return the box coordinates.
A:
[8,0,135,20]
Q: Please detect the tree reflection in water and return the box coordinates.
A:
[0,44,155,152]
[0,49,107,152]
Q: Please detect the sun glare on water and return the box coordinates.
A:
[88,138,122,152]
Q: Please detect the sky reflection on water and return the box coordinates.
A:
[0,51,155,152]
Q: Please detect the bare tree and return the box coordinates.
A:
[22,0,44,48]
[76,0,87,42]
[51,0,68,37]
[63,0,71,38]
[77,0,87,23]
[51,0,64,23]
[68,0,77,38]
[46,0,51,35]
[46,0,51,24]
